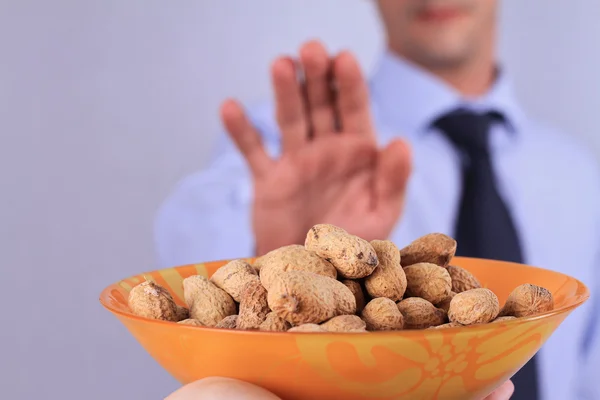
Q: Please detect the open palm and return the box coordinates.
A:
[221,41,412,255]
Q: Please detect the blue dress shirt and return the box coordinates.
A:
[154,50,600,400]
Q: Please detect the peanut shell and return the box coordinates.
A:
[175,305,190,321]
[397,297,446,329]
[400,233,456,268]
[210,259,258,302]
[448,288,500,325]
[431,322,462,329]
[364,240,407,301]
[215,315,239,329]
[361,298,405,331]
[436,291,456,313]
[288,324,327,332]
[257,244,337,291]
[128,281,179,321]
[500,284,554,317]
[321,315,367,333]
[491,316,517,324]
[183,275,237,327]
[341,280,368,314]
[237,279,270,330]
[305,224,378,279]
[259,312,292,332]
[177,318,204,326]
[447,265,481,293]
[404,262,452,304]
[267,270,356,325]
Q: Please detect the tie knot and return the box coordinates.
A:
[432,109,504,156]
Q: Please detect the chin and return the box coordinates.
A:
[405,39,473,70]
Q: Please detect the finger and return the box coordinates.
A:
[165,377,282,400]
[220,99,273,177]
[333,50,375,138]
[271,56,309,153]
[375,138,412,206]
[299,135,377,184]
[299,40,336,137]
[484,380,515,400]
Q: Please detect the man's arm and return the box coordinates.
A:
[154,103,280,268]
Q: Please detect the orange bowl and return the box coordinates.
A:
[100,257,589,400]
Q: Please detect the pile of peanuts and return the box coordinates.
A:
[128,224,554,333]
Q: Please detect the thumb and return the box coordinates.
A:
[483,380,515,400]
[165,377,281,400]
[375,138,412,206]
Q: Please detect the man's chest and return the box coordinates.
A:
[387,138,597,400]
[388,133,597,277]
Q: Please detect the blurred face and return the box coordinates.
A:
[376,0,498,70]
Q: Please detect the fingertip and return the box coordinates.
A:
[387,137,412,154]
[299,40,329,73]
[220,98,241,119]
[499,380,515,398]
[386,138,413,174]
[299,39,328,58]
[486,380,515,400]
[506,380,515,395]
[166,377,282,400]
[270,56,297,83]
[333,50,363,81]
[393,137,413,162]
[220,98,245,131]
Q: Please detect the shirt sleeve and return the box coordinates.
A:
[153,102,280,268]
[576,241,600,399]
[574,162,600,399]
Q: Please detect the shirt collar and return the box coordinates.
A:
[368,50,526,138]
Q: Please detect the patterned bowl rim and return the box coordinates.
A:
[99,256,590,338]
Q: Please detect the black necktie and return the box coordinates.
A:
[433,109,539,400]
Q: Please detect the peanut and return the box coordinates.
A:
[237,279,270,330]
[177,318,204,326]
[431,322,462,329]
[361,298,405,331]
[288,324,327,332]
[436,291,456,313]
[500,284,554,317]
[267,270,356,325]
[321,315,367,333]
[128,281,179,321]
[132,225,556,334]
[448,288,500,325]
[364,240,407,301]
[305,224,378,279]
[183,275,237,327]
[400,233,456,268]
[259,312,292,332]
[256,244,337,291]
[341,280,368,314]
[397,297,446,329]
[491,316,517,324]
[175,305,190,321]
[215,315,239,329]
[447,265,481,293]
[404,262,452,304]
[210,259,258,302]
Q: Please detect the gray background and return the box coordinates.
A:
[1,1,599,398]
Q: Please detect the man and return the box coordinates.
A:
[155,1,600,399]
